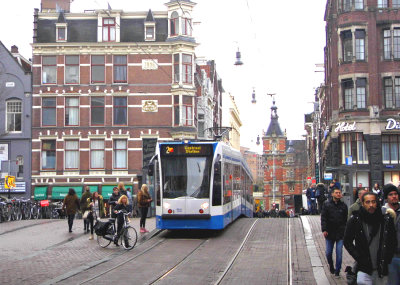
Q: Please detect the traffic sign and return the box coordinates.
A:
[4,175,16,189]
[345,156,353,165]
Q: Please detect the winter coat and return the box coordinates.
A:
[80,190,91,212]
[344,210,397,277]
[347,198,362,221]
[86,196,105,218]
[321,199,348,240]
[62,194,80,215]
[306,187,316,200]
[109,192,121,218]
[316,184,327,202]
[382,203,400,255]
[138,191,152,208]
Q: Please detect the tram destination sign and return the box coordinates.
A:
[161,144,213,156]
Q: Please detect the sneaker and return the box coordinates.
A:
[88,234,94,240]
[334,272,340,278]
[144,228,149,233]
[140,228,145,233]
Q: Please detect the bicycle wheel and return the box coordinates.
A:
[97,224,113,248]
[122,226,137,250]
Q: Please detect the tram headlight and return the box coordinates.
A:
[163,202,170,209]
[200,202,209,210]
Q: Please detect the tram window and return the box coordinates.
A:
[223,163,233,204]
[212,161,222,206]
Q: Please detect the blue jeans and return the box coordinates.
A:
[388,256,400,285]
[325,239,343,273]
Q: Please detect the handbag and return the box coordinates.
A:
[82,210,90,219]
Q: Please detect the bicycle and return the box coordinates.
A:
[96,210,137,250]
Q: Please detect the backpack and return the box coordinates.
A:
[94,220,110,236]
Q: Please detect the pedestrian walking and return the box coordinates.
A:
[381,184,400,285]
[316,183,327,214]
[344,192,397,285]
[118,182,127,197]
[138,184,152,233]
[126,187,133,214]
[321,187,348,278]
[80,186,91,234]
[87,192,105,240]
[372,183,384,206]
[113,195,130,246]
[348,188,368,221]
[62,188,80,233]
[306,184,317,214]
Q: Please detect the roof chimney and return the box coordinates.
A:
[11,45,19,54]
[41,0,71,13]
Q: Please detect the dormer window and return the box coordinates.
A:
[103,18,116,42]
[145,24,155,41]
[182,14,192,36]
[170,11,179,36]
[56,23,67,42]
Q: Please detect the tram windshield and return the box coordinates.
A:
[161,156,212,199]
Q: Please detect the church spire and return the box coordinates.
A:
[265,97,283,137]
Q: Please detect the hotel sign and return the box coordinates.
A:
[385,118,400,130]
[334,122,356,132]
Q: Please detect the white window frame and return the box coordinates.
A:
[90,140,105,169]
[65,55,79,85]
[65,140,79,170]
[113,139,127,169]
[145,23,156,41]
[6,99,22,133]
[56,23,67,42]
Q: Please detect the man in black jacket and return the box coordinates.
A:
[321,188,348,278]
[344,192,397,284]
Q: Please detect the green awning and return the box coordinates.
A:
[88,185,98,193]
[52,186,83,200]
[101,185,117,200]
[34,186,47,201]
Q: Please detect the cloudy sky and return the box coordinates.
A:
[0,0,326,152]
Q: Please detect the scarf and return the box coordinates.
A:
[359,206,383,241]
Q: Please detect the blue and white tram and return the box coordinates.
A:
[151,140,254,230]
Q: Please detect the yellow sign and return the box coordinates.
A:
[4,175,16,189]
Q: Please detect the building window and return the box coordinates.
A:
[42,97,56,126]
[6,100,22,132]
[103,18,115,42]
[65,55,79,84]
[378,0,388,8]
[198,113,205,138]
[145,25,155,41]
[384,29,391,60]
[182,54,192,84]
[343,79,354,110]
[342,31,353,62]
[355,30,365,61]
[57,27,66,41]
[182,15,192,36]
[394,29,400,59]
[65,98,79,126]
[91,97,105,125]
[113,55,127,83]
[343,0,352,11]
[42,140,56,170]
[174,54,180,83]
[91,55,105,84]
[170,11,179,36]
[90,140,104,169]
[113,139,127,169]
[42,56,57,84]
[384,77,400,108]
[65,140,79,169]
[113,97,127,125]
[341,133,368,164]
[394,0,400,8]
[16,155,23,177]
[182,95,193,126]
[356,78,366,108]
[355,0,364,10]
[382,135,400,164]
[174,95,180,126]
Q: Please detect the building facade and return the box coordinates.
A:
[222,92,242,150]
[31,0,202,200]
[262,100,307,211]
[322,0,400,202]
[0,43,32,199]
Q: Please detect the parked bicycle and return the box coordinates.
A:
[96,210,137,250]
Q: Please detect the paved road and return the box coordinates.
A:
[0,216,351,285]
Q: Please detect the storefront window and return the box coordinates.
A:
[382,135,400,164]
[341,133,369,164]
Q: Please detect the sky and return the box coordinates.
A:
[0,0,326,153]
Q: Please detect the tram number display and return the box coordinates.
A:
[161,144,212,156]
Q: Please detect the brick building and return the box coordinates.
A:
[263,99,308,211]
[31,0,213,200]
[322,0,400,201]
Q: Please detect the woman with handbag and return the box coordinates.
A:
[86,191,105,240]
[138,184,152,233]
[80,186,92,234]
[62,188,80,233]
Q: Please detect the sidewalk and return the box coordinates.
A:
[301,215,354,285]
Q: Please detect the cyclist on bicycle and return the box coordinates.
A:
[113,195,130,246]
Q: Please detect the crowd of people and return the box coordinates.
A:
[61,182,152,245]
[319,182,399,285]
